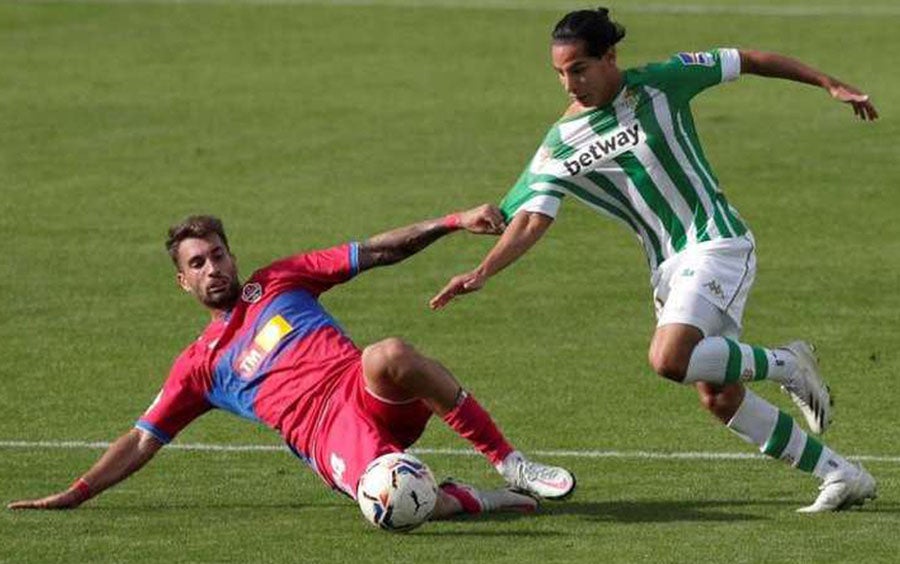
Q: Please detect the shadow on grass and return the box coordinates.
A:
[550,498,900,521]
[433,510,542,525]
[851,502,900,515]
[542,499,782,523]
[415,529,569,537]
[25,498,893,523]
[64,501,339,511]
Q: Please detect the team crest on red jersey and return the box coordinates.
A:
[241,282,263,304]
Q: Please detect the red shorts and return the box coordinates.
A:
[303,364,432,498]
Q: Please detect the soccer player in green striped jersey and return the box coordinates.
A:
[430,7,878,513]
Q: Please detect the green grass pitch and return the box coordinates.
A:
[2,1,899,562]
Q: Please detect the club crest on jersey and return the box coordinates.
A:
[622,87,639,110]
[241,282,263,304]
[678,51,715,67]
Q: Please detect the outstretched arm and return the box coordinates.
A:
[739,50,878,121]
[7,428,162,510]
[357,204,505,272]
[430,211,554,309]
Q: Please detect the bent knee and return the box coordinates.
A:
[648,349,688,382]
[363,338,419,372]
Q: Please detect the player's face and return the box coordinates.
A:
[175,235,240,312]
[551,41,620,108]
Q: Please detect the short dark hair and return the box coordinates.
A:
[165,215,230,266]
[552,7,626,58]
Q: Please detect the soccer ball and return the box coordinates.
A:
[357,452,438,532]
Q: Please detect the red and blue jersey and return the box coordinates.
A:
[137,243,362,458]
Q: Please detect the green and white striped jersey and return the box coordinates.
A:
[500,48,748,270]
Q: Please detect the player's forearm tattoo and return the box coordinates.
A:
[358,219,453,271]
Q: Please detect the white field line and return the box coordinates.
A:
[13,0,900,17]
[2,440,899,463]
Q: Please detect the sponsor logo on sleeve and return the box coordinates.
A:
[678,51,715,67]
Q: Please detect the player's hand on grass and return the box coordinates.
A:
[430,269,487,309]
[7,489,84,510]
[826,79,878,121]
[458,204,506,235]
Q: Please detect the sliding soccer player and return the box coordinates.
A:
[9,205,574,522]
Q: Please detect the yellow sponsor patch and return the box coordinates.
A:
[253,315,293,352]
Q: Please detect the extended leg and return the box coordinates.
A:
[648,324,875,512]
[727,388,876,512]
[431,480,537,519]
[361,338,575,499]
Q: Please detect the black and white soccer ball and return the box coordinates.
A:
[357,452,438,532]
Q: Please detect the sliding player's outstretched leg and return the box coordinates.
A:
[432,479,538,518]
[494,450,577,500]
[362,337,576,500]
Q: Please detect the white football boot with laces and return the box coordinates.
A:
[780,341,832,434]
[498,452,576,500]
[797,463,877,513]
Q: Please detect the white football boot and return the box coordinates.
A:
[780,341,832,434]
[438,479,538,514]
[498,452,576,500]
[797,463,877,513]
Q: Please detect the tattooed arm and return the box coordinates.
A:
[357,204,505,272]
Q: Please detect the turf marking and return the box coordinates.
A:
[2,440,899,463]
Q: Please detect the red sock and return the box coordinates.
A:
[439,482,483,514]
[441,392,514,466]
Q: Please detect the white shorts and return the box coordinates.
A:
[651,234,756,338]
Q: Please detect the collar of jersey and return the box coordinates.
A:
[556,79,628,124]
